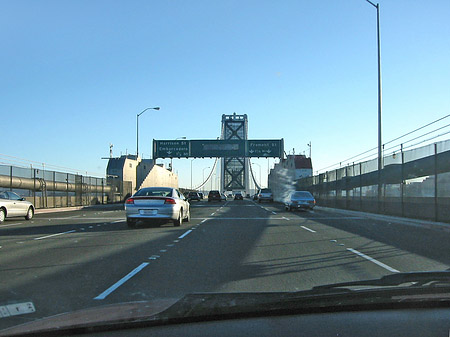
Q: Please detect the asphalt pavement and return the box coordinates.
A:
[0,199,449,331]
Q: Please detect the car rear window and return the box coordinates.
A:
[260,189,272,193]
[292,191,313,198]
[135,188,172,197]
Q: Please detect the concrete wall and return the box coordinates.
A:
[138,163,178,190]
[136,159,154,189]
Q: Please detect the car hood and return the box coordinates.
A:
[0,299,178,336]
[3,271,450,336]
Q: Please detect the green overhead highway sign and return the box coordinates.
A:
[153,140,190,158]
[153,139,283,158]
[247,140,283,157]
[191,140,245,157]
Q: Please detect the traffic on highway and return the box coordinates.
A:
[1,196,449,335]
[2,1,450,335]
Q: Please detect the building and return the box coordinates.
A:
[106,155,178,200]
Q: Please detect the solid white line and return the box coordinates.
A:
[311,217,365,220]
[110,220,124,223]
[272,211,277,215]
[300,225,316,233]
[34,230,76,240]
[46,217,120,220]
[0,223,23,228]
[94,262,149,300]
[192,217,291,220]
[347,248,400,273]
[178,230,193,239]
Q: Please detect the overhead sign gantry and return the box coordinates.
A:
[153,139,283,159]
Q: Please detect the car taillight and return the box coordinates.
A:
[125,198,134,204]
[164,198,176,204]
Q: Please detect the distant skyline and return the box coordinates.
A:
[1,0,449,188]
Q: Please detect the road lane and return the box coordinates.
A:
[0,200,449,331]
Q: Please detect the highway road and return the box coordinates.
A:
[1,199,449,331]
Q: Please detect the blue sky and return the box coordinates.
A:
[1,0,449,188]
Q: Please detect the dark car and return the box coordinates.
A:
[188,192,201,202]
[208,190,222,202]
[234,191,243,200]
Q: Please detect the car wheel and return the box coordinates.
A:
[25,207,34,220]
[174,211,183,227]
[127,218,136,228]
[0,208,5,223]
[184,209,190,222]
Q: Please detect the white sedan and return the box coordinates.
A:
[0,191,35,223]
[125,187,190,228]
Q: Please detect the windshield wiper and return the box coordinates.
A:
[313,271,450,290]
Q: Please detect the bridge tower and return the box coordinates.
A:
[220,113,249,193]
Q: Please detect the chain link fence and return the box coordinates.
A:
[0,164,126,209]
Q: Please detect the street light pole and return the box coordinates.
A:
[365,0,383,209]
[136,107,160,157]
[252,162,262,189]
[365,0,383,170]
[202,167,210,194]
[190,158,195,190]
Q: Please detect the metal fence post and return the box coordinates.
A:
[335,169,338,207]
[102,178,105,204]
[53,171,56,208]
[434,143,438,222]
[401,144,404,217]
[66,173,69,207]
[359,162,362,211]
[33,169,36,207]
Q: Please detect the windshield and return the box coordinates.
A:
[1,0,449,334]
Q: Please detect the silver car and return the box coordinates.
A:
[285,191,316,211]
[0,191,35,223]
[125,187,190,228]
[257,188,273,203]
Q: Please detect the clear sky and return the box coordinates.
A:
[1,0,449,189]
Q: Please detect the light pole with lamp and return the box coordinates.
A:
[202,167,210,195]
[365,0,383,208]
[252,162,262,189]
[190,158,195,190]
[136,107,160,158]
